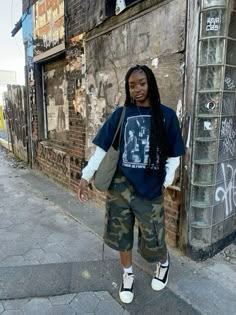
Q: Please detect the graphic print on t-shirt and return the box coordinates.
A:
[122,115,151,168]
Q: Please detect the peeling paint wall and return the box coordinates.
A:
[66,34,87,191]
[85,0,186,158]
[66,35,86,119]
[33,0,64,56]
[85,0,107,31]
[3,86,28,162]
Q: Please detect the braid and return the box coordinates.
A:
[124,65,168,174]
[124,67,136,106]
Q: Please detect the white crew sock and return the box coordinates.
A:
[124,266,133,274]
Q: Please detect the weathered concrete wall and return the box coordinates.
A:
[85,0,165,32]
[85,0,186,158]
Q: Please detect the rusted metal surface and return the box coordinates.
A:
[3,85,28,162]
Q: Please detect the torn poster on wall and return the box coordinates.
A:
[44,61,69,133]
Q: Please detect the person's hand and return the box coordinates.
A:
[77,178,89,202]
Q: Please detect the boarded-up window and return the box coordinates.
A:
[44,58,69,144]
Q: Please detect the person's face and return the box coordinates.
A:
[128,70,150,107]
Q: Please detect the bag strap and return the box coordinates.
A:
[111,106,126,147]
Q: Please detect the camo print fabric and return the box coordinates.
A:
[104,170,167,263]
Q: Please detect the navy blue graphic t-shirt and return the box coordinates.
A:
[93,104,185,199]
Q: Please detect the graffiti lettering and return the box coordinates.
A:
[221,118,236,156]
[39,144,69,176]
[224,76,236,90]
[206,17,221,31]
[43,38,60,49]
[67,48,81,59]
[215,163,236,217]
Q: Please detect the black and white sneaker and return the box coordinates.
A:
[151,261,169,291]
[119,272,134,304]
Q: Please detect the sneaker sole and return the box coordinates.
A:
[119,290,134,304]
[151,275,168,291]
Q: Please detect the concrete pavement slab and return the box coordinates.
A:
[0,292,128,315]
[0,156,116,267]
[20,164,236,314]
[20,167,236,314]
[0,145,230,314]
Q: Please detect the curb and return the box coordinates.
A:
[0,138,12,151]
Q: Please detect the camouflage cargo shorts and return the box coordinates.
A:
[104,170,167,263]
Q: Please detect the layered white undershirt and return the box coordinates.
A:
[82,146,180,188]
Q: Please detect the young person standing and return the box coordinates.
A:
[78,65,185,304]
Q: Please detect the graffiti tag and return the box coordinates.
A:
[224,76,236,90]
[215,163,236,217]
[43,38,60,49]
[221,118,236,156]
[67,48,81,59]
[206,17,221,32]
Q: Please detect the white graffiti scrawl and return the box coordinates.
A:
[215,163,236,217]
[221,118,236,156]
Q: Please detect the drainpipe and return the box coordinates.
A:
[24,41,33,168]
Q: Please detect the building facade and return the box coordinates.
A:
[10,0,236,259]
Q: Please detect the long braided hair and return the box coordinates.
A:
[124,65,168,174]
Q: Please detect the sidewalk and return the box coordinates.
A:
[0,145,235,315]
[0,130,11,151]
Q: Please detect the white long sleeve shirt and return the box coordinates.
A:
[82,146,180,188]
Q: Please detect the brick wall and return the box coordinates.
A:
[66,0,85,39]
[24,0,86,192]
[36,141,70,187]
[66,35,86,193]
[63,1,87,192]
[164,187,182,247]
